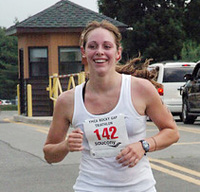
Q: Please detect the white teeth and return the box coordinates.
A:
[95,60,106,63]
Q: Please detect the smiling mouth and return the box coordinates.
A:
[94,59,107,63]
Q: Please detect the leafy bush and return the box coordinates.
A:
[0,105,17,111]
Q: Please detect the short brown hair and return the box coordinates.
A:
[80,20,122,49]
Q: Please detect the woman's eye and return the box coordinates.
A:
[88,44,96,49]
[104,44,111,49]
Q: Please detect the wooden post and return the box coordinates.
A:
[53,73,58,107]
[78,72,85,84]
[17,84,20,115]
[27,84,32,117]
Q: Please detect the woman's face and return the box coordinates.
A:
[81,27,121,76]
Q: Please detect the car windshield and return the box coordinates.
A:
[163,67,194,82]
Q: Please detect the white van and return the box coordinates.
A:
[148,62,197,119]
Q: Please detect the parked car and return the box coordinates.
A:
[148,62,196,119]
[181,62,200,124]
[0,100,12,105]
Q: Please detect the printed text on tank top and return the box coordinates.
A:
[83,113,129,158]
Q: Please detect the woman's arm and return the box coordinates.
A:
[116,78,179,167]
[43,89,83,164]
[145,79,180,151]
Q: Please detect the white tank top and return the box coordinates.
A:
[72,74,156,192]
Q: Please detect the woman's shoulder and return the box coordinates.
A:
[52,88,75,122]
[131,75,155,88]
[56,88,75,107]
[131,76,159,98]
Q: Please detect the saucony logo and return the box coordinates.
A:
[108,142,121,148]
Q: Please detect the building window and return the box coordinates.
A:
[59,47,82,75]
[29,47,48,77]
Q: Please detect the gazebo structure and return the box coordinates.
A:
[6,0,128,116]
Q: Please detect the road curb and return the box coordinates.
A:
[13,115,52,126]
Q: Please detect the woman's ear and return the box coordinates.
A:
[116,47,122,61]
[81,46,86,58]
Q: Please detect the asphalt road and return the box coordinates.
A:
[0,111,199,192]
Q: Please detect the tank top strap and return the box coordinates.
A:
[120,74,133,108]
[119,74,142,117]
[72,83,85,126]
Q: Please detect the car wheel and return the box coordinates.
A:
[182,98,196,124]
[179,114,183,121]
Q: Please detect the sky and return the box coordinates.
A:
[0,0,98,28]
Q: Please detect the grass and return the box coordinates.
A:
[0,105,18,111]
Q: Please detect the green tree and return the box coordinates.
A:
[184,0,200,43]
[181,39,200,62]
[98,0,188,62]
[0,27,18,99]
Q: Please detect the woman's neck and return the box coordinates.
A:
[87,72,121,94]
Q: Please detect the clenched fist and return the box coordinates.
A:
[66,128,84,152]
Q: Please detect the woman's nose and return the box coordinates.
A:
[96,47,104,56]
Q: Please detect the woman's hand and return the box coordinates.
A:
[116,142,145,168]
[66,128,84,152]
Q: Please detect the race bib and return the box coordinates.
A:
[83,114,129,158]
